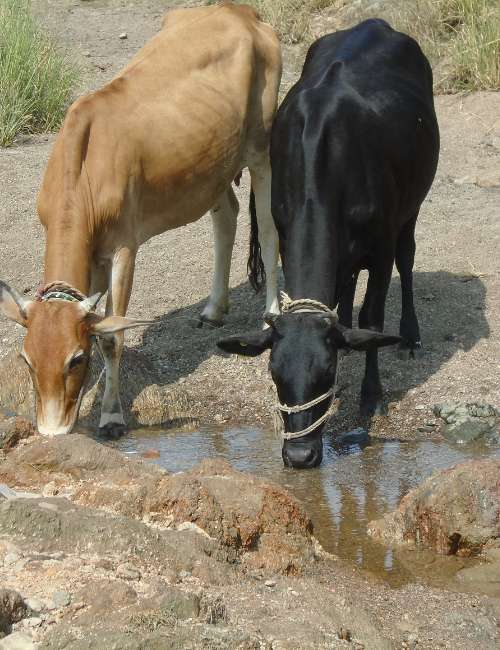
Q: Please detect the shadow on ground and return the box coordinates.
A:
[79,268,489,429]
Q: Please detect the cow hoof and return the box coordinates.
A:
[360,400,387,417]
[99,423,126,440]
[197,315,224,329]
[397,341,423,360]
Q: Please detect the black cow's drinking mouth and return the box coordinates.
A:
[218,295,400,469]
[218,19,439,468]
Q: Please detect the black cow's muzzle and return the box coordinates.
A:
[282,433,323,469]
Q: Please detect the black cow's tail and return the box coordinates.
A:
[247,187,266,292]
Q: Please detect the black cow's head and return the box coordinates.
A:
[217,313,400,469]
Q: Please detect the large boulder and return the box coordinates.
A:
[0,436,317,574]
[368,459,500,556]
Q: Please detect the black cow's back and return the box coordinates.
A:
[271,19,439,282]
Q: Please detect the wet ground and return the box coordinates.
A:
[115,426,500,592]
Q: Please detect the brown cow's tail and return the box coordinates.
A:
[247,187,266,292]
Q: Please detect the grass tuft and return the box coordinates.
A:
[210,0,499,91]
[0,0,79,147]
[385,0,500,91]
[324,0,500,92]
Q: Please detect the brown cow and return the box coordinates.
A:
[0,3,281,437]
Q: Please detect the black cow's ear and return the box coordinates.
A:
[332,324,401,351]
[217,329,274,357]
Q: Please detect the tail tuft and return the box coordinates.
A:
[247,188,266,292]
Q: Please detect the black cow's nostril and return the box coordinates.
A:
[282,441,323,469]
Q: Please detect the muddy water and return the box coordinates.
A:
[115,426,500,589]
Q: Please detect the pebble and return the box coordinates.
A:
[0,631,36,649]
[117,563,141,580]
[118,32,128,40]
[4,552,21,566]
[25,598,43,613]
[264,579,276,588]
[52,590,71,608]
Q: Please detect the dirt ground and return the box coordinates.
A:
[0,0,498,439]
[0,2,499,649]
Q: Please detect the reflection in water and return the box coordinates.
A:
[115,426,500,588]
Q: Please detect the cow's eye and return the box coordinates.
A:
[69,353,86,371]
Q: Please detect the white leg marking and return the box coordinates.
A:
[99,247,135,429]
[249,161,279,318]
[201,187,238,324]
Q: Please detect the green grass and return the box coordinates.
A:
[384,0,500,91]
[212,0,499,91]
[0,0,79,147]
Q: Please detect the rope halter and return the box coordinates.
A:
[274,291,342,441]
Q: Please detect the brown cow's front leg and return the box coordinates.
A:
[98,247,136,438]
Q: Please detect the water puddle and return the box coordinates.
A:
[114,426,500,590]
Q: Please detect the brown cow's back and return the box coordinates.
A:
[38,3,281,256]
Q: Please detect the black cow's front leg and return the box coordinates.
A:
[395,215,422,359]
[358,261,393,416]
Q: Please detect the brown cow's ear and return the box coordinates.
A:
[88,315,152,338]
[0,281,31,327]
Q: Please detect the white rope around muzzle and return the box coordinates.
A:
[273,292,342,441]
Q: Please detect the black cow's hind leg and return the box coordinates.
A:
[358,261,393,416]
[395,215,422,359]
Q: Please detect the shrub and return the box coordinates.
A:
[0,0,78,147]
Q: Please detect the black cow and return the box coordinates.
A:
[218,19,440,469]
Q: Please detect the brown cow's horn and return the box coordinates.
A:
[81,293,103,312]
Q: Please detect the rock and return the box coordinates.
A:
[72,580,137,624]
[0,590,28,636]
[117,563,141,581]
[475,169,500,188]
[118,32,128,39]
[368,459,500,555]
[24,599,43,614]
[0,434,165,518]
[443,416,492,443]
[0,631,35,649]
[4,553,21,566]
[144,458,316,574]
[0,497,229,584]
[156,586,200,620]
[82,51,91,57]
[23,617,42,628]
[0,417,36,451]
[456,563,500,585]
[265,580,276,588]
[52,591,71,608]
[433,402,498,444]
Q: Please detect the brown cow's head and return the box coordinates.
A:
[0,281,147,436]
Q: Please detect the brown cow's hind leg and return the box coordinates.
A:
[249,158,279,320]
[200,187,238,326]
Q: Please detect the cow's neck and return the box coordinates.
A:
[43,211,91,295]
[282,213,339,308]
